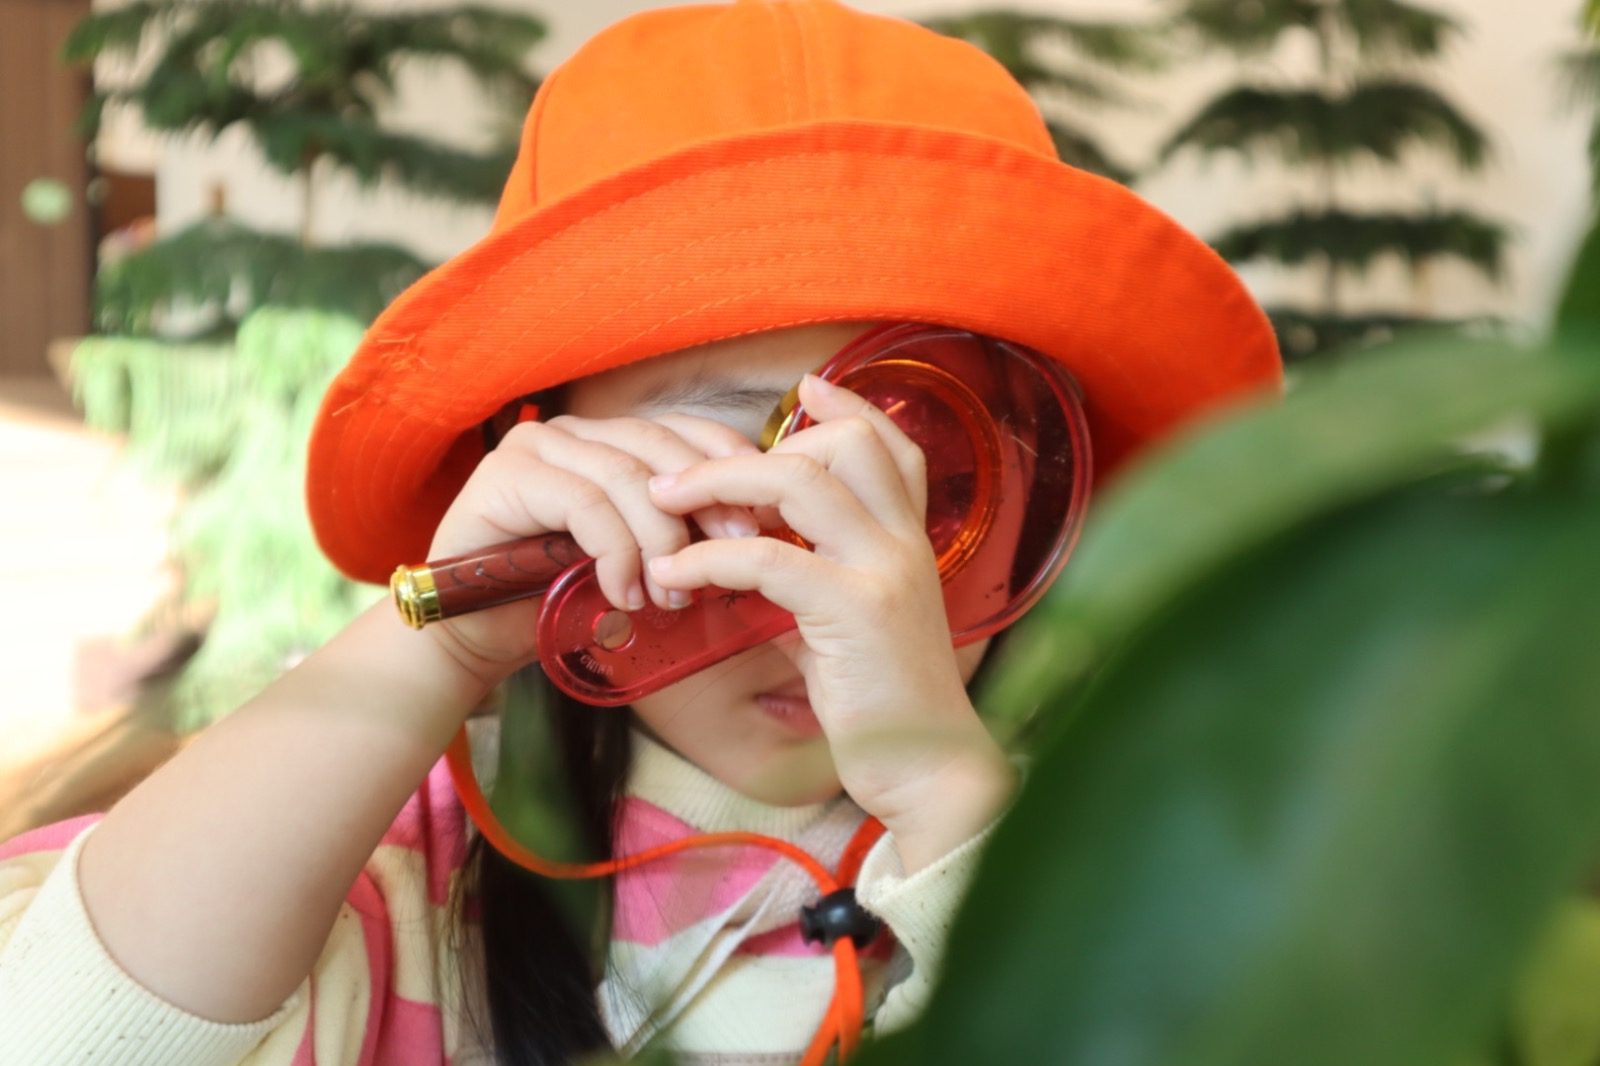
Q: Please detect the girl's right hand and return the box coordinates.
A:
[421,412,764,689]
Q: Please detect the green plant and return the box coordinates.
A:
[1557,0,1600,194]
[918,10,1166,184]
[71,309,377,730]
[64,0,544,335]
[1158,0,1511,362]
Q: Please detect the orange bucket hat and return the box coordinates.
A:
[307,0,1281,586]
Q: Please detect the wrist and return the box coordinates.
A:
[306,598,499,749]
[421,612,524,696]
[877,737,1016,875]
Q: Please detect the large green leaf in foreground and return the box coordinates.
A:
[981,337,1600,745]
[863,476,1600,1066]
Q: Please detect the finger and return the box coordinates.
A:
[764,415,923,537]
[501,421,693,609]
[645,535,839,626]
[651,411,764,458]
[647,453,897,566]
[549,414,761,541]
[652,410,783,532]
[440,443,644,613]
[648,411,768,536]
[797,374,929,522]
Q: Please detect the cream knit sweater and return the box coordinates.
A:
[0,727,996,1065]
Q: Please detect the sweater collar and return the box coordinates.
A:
[624,726,853,841]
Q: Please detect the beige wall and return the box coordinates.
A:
[95,0,1595,331]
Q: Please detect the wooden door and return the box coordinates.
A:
[0,0,92,377]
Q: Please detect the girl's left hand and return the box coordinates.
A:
[645,374,1016,872]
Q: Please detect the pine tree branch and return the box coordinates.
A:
[1556,46,1600,108]
[919,10,1157,183]
[248,112,517,202]
[1211,207,1509,280]
[1341,0,1458,59]
[1176,0,1317,53]
[1174,0,1458,60]
[1267,305,1502,361]
[924,11,1167,71]
[1158,80,1489,170]
[1554,43,1600,192]
[60,0,166,63]
[64,0,541,202]
[1048,124,1136,184]
[95,218,432,337]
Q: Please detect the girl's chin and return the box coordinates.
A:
[723,740,842,808]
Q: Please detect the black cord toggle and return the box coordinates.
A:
[799,887,883,949]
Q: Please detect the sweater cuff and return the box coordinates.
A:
[852,813,999,978]
[0,823,298,1066]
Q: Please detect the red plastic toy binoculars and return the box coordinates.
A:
[391,323,1093,704]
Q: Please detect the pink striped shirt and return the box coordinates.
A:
[0,728,994,1065]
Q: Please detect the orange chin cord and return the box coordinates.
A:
[446,727,888,1066]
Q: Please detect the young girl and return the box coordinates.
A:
[0,1,1280,1064]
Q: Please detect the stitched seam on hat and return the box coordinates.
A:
[794,1,831,117]
[435,143,1064,352]
[782,1,815,122]
[405,217,995,434]
[460,191,939,351]
[436,178,855,355]
[602,272,950,371]
[764,2,795,124]
[437,134,1059,321]
[384,410,443,527]
[472,209,993,386]
[524,60,567,208]
[574,238,983,373]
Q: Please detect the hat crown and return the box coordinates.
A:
[492,0,1055,226]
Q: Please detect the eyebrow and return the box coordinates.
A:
[633,373,793,414]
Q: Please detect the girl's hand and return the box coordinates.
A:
[423,412,762,691]
[644,375,1016,871]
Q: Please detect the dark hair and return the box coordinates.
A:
[456,670,632,1066]
[456,628,1013,1066]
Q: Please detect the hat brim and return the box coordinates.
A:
[307,120,1280,585]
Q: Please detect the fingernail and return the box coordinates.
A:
[803,373,836,395]
[668,589,691,609]
[648,473,676,493]
[626,584,646,611]
[723,513,760,538]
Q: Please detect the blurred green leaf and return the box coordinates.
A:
[868,476,1600,1066]
[486,672,604,943]
[1509,900,1600,1066]
[981,336,1600,742]
[1554,212,1600,338]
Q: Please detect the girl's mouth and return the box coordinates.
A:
[754,684,823,738]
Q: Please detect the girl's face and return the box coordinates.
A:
[563,321,993,807]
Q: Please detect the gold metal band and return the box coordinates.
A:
[390,564,441,629]
[760,380,802,451]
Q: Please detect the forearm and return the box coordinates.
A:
[77,596,493,1023]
